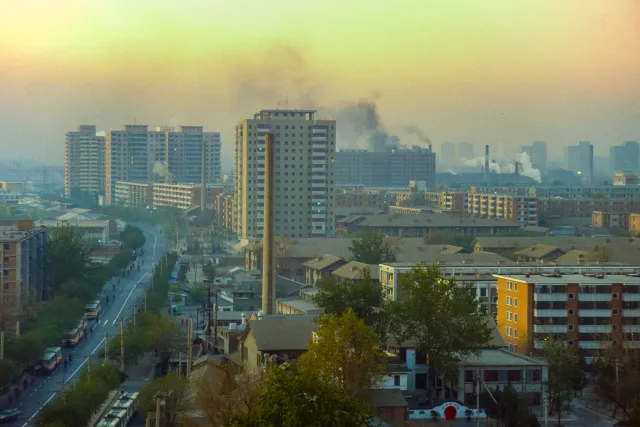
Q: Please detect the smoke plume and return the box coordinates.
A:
[153,162,172,183]
[403,125,432,144]
[460,151,542,183]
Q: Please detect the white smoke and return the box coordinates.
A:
[446,169,458,175]
[153,161,173,183]
[460,151,541,183]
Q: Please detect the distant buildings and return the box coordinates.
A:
[0,220,49,316]
[439,142,456,165]
[234,109,336,239]
[64,125,106,198]
[457,142,475,160]
[610,141,640,175]
[113,181,223,211]
[65,124,221,204]
[521,141,547,174]
[334,147,436,188]
[467,191,539,227]
[564,141,594,184]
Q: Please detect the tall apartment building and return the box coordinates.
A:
[148,126,172,181]
[439,142,456,165]
[334,148,436,188]
[522,141,547,174]
[495,273,640,359]
[216,193,235,232]
[165,126,221,185]
[457,142,475,160]
[235,109,336,239]
[105,125,150,205]
[0,220,49,318]
[64,125,106,198]
[467,192,539,227]
[610,141,640,175]
[565,141,594,184]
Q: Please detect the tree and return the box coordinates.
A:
[388,264,492,404]
[298,311,387,397]
[188,283,209,307]
[349,229,397,264]
[594,347,640,424]
[178,264,188,282]
[120,226,146,249]
[48,223,91,290]
[195,362,261,426]
[140,373,193,427]
[202,261,216,282]
[481,385,540,427]
[231,363,373,427]
[313,268,388,339]
[544,340,580,427]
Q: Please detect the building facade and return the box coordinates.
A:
[0,220,49,318]
[522,141,547,174]
[467,192,539,227]
[235,109,336,239]
[216,194,235,231]
[439,142,456,166]
[565,141,594,184]
[609,141,639,176]
[165,126,221,184]
[113,181,152,208]
[495,273,640,360]
[334,148,436,189]
[105,125,150,205]
[64,125,106,198]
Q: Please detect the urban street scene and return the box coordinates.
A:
[0,1,638,426]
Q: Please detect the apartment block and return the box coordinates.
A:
[105,125,149,205]
[495,273,640,359]
[335,148,436,189]
[335,190,396,211]
[440,191,468,211]
[565,141,594,184]
[152,183,222,211]
[216,194,235,231]
[64,125,106,198]
[630,214,640,236]
[592,211,630,229]
[539,198,640,219]
[521,141,547,174]
[0,220,49,317]
[165,126,221,184]
[467,192,539,227]
[114,181,152,208]
[235,109,336,239]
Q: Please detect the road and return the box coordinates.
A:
[10,225,165,427]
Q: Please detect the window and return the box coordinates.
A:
[568,293,575,299]
[394,375,401,386]
[613,293,619,299]
[514,329,518,338]
[506,296,512,306]
[506,326,512,337]
[506,281,512,290]
[568,324,575,331]
[514,282,518,291]
[514,313,518,322]
[569,309,575,315]
[514,298,518,307]
[613,309,619,315]
[506,311,512,321]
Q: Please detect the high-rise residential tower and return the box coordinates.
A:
[609,141,639,175]
[565,141,594,184]
[165,126,221,184]
[64,125,106,198]
[521,141,547,173]
[457,142,475,160]
[235,109,336,239]
[105,125,150,205]
[439,142,455,165]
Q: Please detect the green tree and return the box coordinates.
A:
[231,364,373,427]
[594,347,640,424]
[388,264,492,404]
[313,269,388,339]
[298,311,387,397]
[349,229,396,264]
[481,385,539,427]
[202,261,216,281]
[140,373,193,427]
[188,283,209,307]
[48,223,91,290]
[120,226,146,249]
[544,340,579,427]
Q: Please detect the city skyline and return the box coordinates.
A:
[1,0,639,166]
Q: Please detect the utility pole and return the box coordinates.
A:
[213,293,219,354]
[0,330,4,360]
[87,357,92,385]
[133,305,137,329]
[206,286,211,336]
[187,319,193,377]
[104,332,109,364]
[120,317,125,374]
[16,320,20,337]
[144,294,147,312]
[155,397,161,427]
[178,352,182,376]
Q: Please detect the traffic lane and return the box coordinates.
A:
[13,227,163,426]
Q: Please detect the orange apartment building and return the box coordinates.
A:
[467,192,539,227]
[495,273,640,361]
[630,213,640,236]
[592,210,631,229]
[0,220,49,318]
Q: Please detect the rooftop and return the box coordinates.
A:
[36,219,109,228]
[245,315,318,351]
[343,213,520,229]
[514,244,562,259]
[458,348,547,367]
[276,298,323,314]
[332,261,381,281]
[493,273,640,284]
[303,254,344,270]
[381,251,512,268]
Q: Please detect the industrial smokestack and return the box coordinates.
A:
[201,138,206,214]
[515,161,520,177]
[484,145,489,181]
[261,133,276,315]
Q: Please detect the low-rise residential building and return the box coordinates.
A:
[335,190,397,211]
[331,261,381,283]
[0,220,49,315]
[592,210,632,230]
[303,254,346,286]
[276,290,323,315]
[113,181,223,211]
[613,171,640,186]
[494,273,640,361]
[336,213,520,238]
[215,193,235,232]
[238,315,318,375]
[36,219,110,245]
[539,197,640,220]
[467,192,539,227]
[113,181,151,208]
[513,244,564,263]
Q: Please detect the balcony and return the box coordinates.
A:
[578,294,612,302]
[623,294,640,301]
[623,325,640,333]
[578,341,611,349]
[534,309,567,317]
[533,325,568,333]
[623,309,640,317]
[580,309,612,317]
[534,294,568,302]
[578,325,612,334]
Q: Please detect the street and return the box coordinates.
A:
[9,225,165,427]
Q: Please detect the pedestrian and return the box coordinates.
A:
[181,318,184,326]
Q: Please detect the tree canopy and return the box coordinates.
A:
[48,222,92,291]
[481,385,540,427]
[299,310,388,397]
[349,229,397,264]
[231,363,373,427]
[313,268,388,339]
[594,347,640,424]
[388,264,492,403]
[544,340,580,426]
[140,373,193,427]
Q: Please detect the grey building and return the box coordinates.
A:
[522,141,547,174]
[64,125,106,198]
[610,141,639,175]
[564,141,594,184]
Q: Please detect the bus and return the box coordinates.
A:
[34,347,63,375]
[97,409,128,427]
[62,318,87,347]
[111,392,139,424]
[85,300,102,320]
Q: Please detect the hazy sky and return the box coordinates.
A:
[1,0,639,167]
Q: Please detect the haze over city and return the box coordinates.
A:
[1,0,639,165]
